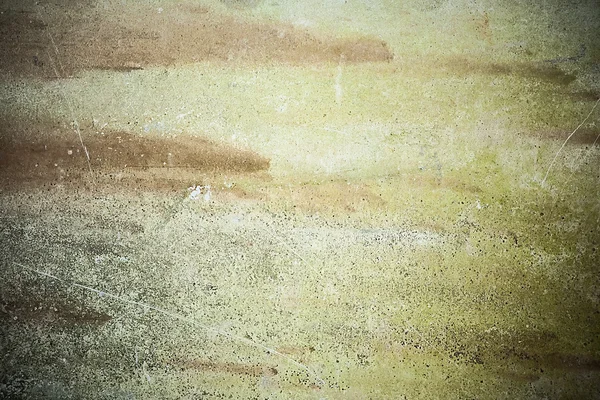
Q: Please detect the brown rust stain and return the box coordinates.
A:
[473,11,492,43]
[0,3,393,78]
[532,127,600,145]
[1,299,112,326]
[441,57,577,85]
[0,123,270,192]
[561,90,600,102]
[276,344,315,356]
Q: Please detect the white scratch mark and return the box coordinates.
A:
[35,5,95,185]
[542,97,600,187]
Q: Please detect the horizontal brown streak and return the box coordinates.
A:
[0,122,270,192]
[0,3,393,78]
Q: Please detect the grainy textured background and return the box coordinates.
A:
[1,0,599,398]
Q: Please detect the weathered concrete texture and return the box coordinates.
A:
[1,0,599,399]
